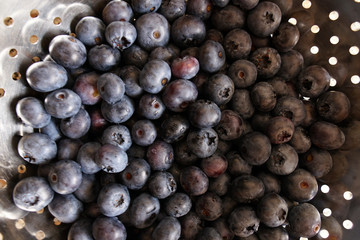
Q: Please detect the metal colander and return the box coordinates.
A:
[0,0,359,239]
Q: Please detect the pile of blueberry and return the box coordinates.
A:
[12,0,349,239]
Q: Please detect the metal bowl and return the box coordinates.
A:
[0,0,359,239]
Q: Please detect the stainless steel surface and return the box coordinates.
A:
[0,0,359,239]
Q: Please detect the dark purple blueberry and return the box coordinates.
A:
[73,72,101,105]
[129,193,160,229]
[48,159,83,194]
[316,90,351,123]
[283,168,318,202]
[180,166,209,196]
[149,44,180,64]
[17,132,57,165]
[226,151,252,176]
[309,121,345,150]
[267,0,293,15]
[49,35,87,69]
[215,110,244,141]
[205,28,224,44]
[228,59,257,88]
[250,47,281,78]
[239,131,272,165]
[88,44,121,72]
[97,183,130,217]
[77,142,102,174]
[267,76,293,98]
[297,65,331,98]
[147,140,174,171]
[60,108,91,139]
[266,143,298,175]
[101,95,135,123]
[116,65,143,98]
[97,73,125,104]
[186,0,213,20]
[138,94,166,120]
[224,28,252,60]
[198,40,226,73]
[250,112,272,132]
[95,144,128,173]
[301,147,333,179]
[256,226,289,240]
[231,89,255,119]
[139,59,171,94]
[131,119,157,146]
[188,99,221,129]
[174,139,199,165]
[272,22,300,52]
[101,125,132,151]
[228,206,260,238]
[256,171,281,194]
[171,15,206,48]
[89,107,109,134]
[148,171,177,199]
[57,138,82,160]
[186,128,218,158]
[231,174,265,203]
[132,0,162,13]
[16,97,51,128]
[162,79,198,112]
[160,115,190,143]
[180,46,200,58]
[251,81,277,112]
[198,227,222,240]
[211,217,234,240]
[159,0,186,22]
[165,192,192,217]
[266,116,295,144]
[180,211,203,240]
[222,195,237,218]
[256,193,288,227]
[152,216,181,240]
[287,203,321,238]
[211,5,245,32]
[44,88,82,119]
[40,117,63,141]
[232,0,258,10]
[74,173,99,203]
[204,73,235,106]
[122,44,149,69]
[105,21,137,50]
[75,16,105,46]
[171,55,200,80]
[48,193,83,223]
[312,215,343,240]
[209,173,231,196]
[201,153,228,178]
[289,126,312,153]
[120,158,151,190]
[67,218,93,240]
[13,176,54,212]
[195,192,223,221]
[102,0,133,24]
[92,216,127,240]
[126,144,146,159]
[273,96,307,126]
[247,1,282,37]
[135,13,170,50]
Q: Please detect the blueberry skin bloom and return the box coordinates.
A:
[60,108,91,139]
[16,97,51,128]
[132,0,162,13]
[131,119,157,146]
[101,125,132,151]
[97,183,130,217]
[75,16,106,47]
[228,206,260,238]
[162,79,198,112]
[188,99,222,129]
[152,216,181,240]
[48,193,83,224]
[135,13,170,51]
[187,128,218,158]
[13,177,54,212]
[101,95,135,123]
[97,73,125,104]
[17,132,57,165]
[26,61,68,92]
[95,144,128,173]
[139,59,171,94]
[129,193,161,229]
[102,0,134,24]
[198,40,226,73]
[88,44,121,72]
[92,216,127,240]
[49,35,87,69]
[67,218,93,240]
[44,88,82,119]
[105,21,137,50]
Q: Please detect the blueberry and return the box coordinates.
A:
[67,218,93,240]
[60,108,91,139]
[160,114,190,143]
[152,216,181,240]
[97,183,130,217]
[266,143,298,175]
[180,166,209,196]
[95,144,128,173]
[171,55,200,80]
[228,59,257,88]
[266,116,295,144]
[231,174,265,203]
[48,159,83,194]
[272,22,300,52]
[267,0,293,15]
[211,5,245,32]
[165,192,192,217]
[201,153,228,178]
[186,128,218,158]
[198,40,226,73]
[300,147,333,179]
[97,73,125,104]
[13,176,54,212]
[309,121,345,150]
[273,96,307,126]
[209,173,231,196]
[224,28,252,60]
[26,61,68,92]
[312,215,343,240]
[75,16,105,46]
[195,192,223,221]
[231,89,255,119]
[16,97,51,128]
[73,71,101,105]
[227,205,260,238]
[267,76,294,98]
[256,226,289,240]
[105,21,137,50]
[283,168,318,202]
[147,140,174,171]
[316,90,351,123]
[49,35,87,69]
[226,151,252,176]
[247,1,282,37]
[138,94,166,120]
[251,81,277,112]
[129,193,160,229]
[256,171,281,194]
[249,47,281,78]
[48,193,83,223]
[120,158,151,190]
[159,0,186,22]
[74,173,100,203]
[162,79,198,112]
[173,139,199,165]
[212,0,230,7]
[77,141,102,174]
[135,13,170,51]
[132,0,162,13]
[39,117,63,141]
[88,44,121,72]
[211,217,234,240]
[149,44,180,64]
[204,73,235,106]
[116,65,143,98]
[179,211,203,240]
[131,119,157,146]
[215,110,244,141]
[188,99,221,129]
[101,95,135,123]
[89,107,109,135]
[44,88,82,119]
[197,227,222,240]
[57,138,83,161]
[239,131,272,165]
[297,65,331,98]
[205,28,224,44]
[102,0,133,24]
[92,216,127,240]
[256,193,288,227]
[287,203,321,238]
[122,44,149,69]
[148,171,177,199]
[101,124,132,151]
[232,0,259,10]
[186,0,213,20]
[17,132,57,165]
[171,15,206,48]
[139,59,171,94]
[289,126,312,153]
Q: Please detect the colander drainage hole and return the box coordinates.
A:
[3,17,13,26]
